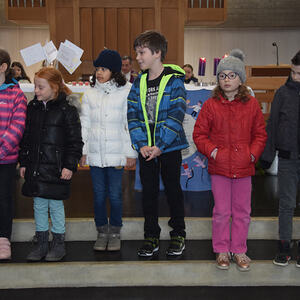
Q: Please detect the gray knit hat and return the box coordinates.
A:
[216,49,246,83]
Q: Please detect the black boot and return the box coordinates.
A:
[27,231,49,261]
[273,240,291,266]
[45,232,66,262]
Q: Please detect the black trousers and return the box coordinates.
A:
[0,163,16,239]
[139,150,186,238]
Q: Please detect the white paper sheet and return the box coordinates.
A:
[20,43,46,67]
[43,41,57,64]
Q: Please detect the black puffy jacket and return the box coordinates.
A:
[19,92,83,200]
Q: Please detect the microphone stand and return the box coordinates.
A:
[272,42,279,66]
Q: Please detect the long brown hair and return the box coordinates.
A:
[35,67,72,98]
[212,84,250,103]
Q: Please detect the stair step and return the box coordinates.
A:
[11,217,300,242]
[1,240,300,289]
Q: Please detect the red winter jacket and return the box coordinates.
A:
[193,94,267,179]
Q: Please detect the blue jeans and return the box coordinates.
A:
[34,197,65,234]
[90,166,124,227]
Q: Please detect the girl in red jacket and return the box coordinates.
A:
[193,49,267,271]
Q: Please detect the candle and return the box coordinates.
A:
[199,0,202,8]
[206,0,209,8]
[190,0,194,8]
[198,57,206,76]
[213,0,216,8]
[213,58,221,76]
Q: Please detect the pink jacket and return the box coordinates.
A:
[0,83,27,164]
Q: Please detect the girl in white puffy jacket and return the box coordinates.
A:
[80,49,137,252]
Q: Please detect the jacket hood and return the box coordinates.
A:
[139,64,185,82]
[285,75,300,93]
[31,92,81,113]
[66,93,82,113]
[0,78,18,91]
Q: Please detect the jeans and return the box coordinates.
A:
[139,150,186,239]
[34,197,65,234]
[90,166,124,227]
[0,163,16,239]
[211,175,251,254]
[278,158,300,241]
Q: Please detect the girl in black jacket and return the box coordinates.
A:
[19,67,83,262]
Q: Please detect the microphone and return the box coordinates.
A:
[272,42,279,66]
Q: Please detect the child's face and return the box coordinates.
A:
[135,46,160,70]
[183,66,193,80]
[218,70,241,97]
[291,64,300,83]
[34,77,56,102]
[13,66,22,77]
[95,67,112,83]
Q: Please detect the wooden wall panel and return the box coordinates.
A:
[80,8,93,60]
[117,8,130,57]
[161,8,178,63]
[55,7,74,45]
[92,8,105,58]
[105,8,118,50]
[142,8,155,31]
[130,9,143,60]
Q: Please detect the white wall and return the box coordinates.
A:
[184,27,300,83]
[0,26,49,82]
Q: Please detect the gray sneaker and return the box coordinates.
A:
[107,225,121,251]
[94,225,109,251]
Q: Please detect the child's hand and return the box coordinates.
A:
[140,146,152,159]
[125,158,136,168]
[61,168,73,180]
[20,167,26,178]
[146,146,162,161]
[79,155,87,167]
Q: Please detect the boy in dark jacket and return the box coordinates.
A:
[260,50,300,267]
[127,30,188,257]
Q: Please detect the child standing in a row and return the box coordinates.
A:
[127,30,188,257]
[19,67,83,262]
[0,49,27,260]
[193,49,267,271]
[80,49,136,252]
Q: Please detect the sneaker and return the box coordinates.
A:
[137,237,159,257]
[166,236,185,256]
[233,253,251,271]
[216,252,230,270]
[273,240,291,267]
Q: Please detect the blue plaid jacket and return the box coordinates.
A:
[127,65,188,153]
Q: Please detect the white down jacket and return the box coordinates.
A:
[80,79,137,167]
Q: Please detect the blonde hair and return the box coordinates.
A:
[35,67,71,98]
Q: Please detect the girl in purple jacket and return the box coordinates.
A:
[0,49,27,260]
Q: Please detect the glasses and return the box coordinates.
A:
[218,72,238,80]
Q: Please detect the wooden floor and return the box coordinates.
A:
[13,169,300,219]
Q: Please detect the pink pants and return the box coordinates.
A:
[211,175,251,254]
